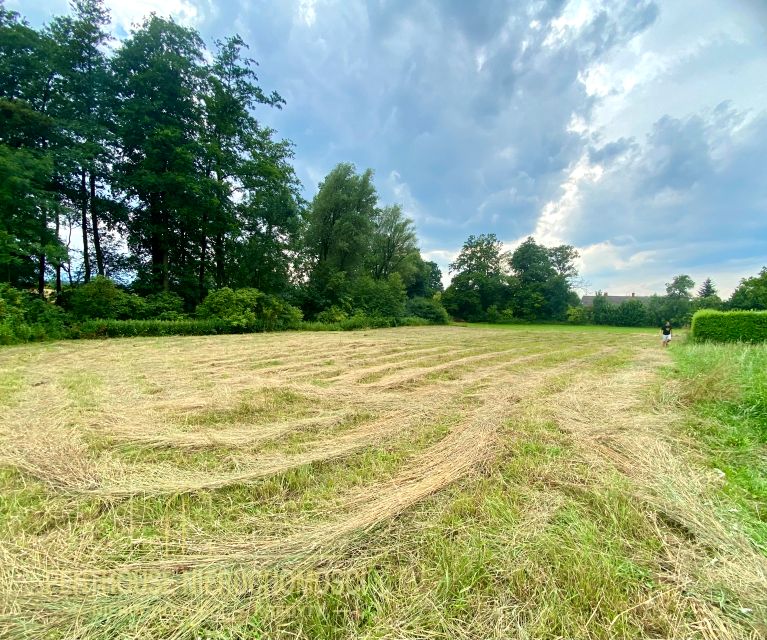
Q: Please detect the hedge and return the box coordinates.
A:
[690,309,767,343]
[69,319,237,339]
[66,315,434,340]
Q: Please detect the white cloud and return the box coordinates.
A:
[534,155,604,245]
[105,0,201,32]
[298,0,317,28]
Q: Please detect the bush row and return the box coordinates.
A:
[63,316,432,340]
[691,309,767,343]
[68,319,238,339]
[300,315,430,332]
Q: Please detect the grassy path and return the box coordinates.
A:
[0,326,764,638]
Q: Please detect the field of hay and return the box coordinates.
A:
[0,326,765,639]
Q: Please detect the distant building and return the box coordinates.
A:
[581,292,652,307]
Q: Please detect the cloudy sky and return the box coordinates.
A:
[15,0,767,295]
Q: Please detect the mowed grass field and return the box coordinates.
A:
[0,326,765,639]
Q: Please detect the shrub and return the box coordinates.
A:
[339,313,395,331]
[196,287,302,331]
[567,305,591,324]
[0,284,28,344]
[614,300,648,327]
[348,274,406,318]
[144,292,185,318]
[316,306,348,324]
[0,285,68,343]
[23,297,69,340]
[396,316,430,327]
[486,305,518,324]
[69,318,235,339]
[69,276,139,320]
[406,297,449,324]
[691,309,767,343]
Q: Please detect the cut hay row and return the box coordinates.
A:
[93,342,593,450]
[1,343,613,497]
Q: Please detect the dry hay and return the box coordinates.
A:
[0,331,611,498]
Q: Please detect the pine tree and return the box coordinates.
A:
[697,277,717,298]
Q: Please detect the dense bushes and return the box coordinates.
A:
[1,277,448,345]
[196,287,302,331]
[691,309,767,343]
[0,284,69,343]
[69,319,236,339]
[406,297,449,324]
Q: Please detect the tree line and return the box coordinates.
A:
[576,271,767,327]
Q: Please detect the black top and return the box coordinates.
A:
[662,326,672,335]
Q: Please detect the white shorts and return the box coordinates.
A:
[662,334,672,343]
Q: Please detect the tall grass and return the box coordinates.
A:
[671,342,767,550]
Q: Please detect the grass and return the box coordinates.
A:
[669,342,767,551]
[0,325,765,638]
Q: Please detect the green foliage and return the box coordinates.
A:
[665,274,695,298]
[305,163,377,276]
[0,283,29,343]
[614,299,648,327]
[449,234,505,277]
[348,274,406,318]
[728,267,767,310]
[143,292,185,318]
[485,305,518,324]
[68,276,138,320]
[697,277,717,299]
[69,318,235,339]
[315,306,348,324]
[691,309,767,343]
[196,287,302,331]
[407,259,443,298]
[567,305,592,324]
[21,296,68,339]
[406,297,449,324]
[0,284,70,342]
[368,204,419,281]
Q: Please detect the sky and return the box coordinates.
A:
[13,0,767,296]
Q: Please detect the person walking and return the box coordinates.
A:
[661,321,672,347]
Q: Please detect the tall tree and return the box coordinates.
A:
[48,0,113,281]
[548,244,579,280]
[729,267,767,310]
[0,7,65,292]
[112,16,207,293]
[302,163,378,315]
[449,234,506,277]
[407,258,443,298]
[443,234,509,320]
[368,204,418,280]
[665,274,695,299]
[199,35,287,298]
[697,277,717,298]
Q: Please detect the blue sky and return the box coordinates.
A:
[14,0,767,296]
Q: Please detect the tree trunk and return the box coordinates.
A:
[162,251,169,292]
[38,253,45,298]
[55,209,61,294]
[214,233,225,288]
[38,210,46,297]
[198,209,208,303]
[90,172,104,276]
[81,167,91,282]
[149,194,164,292]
